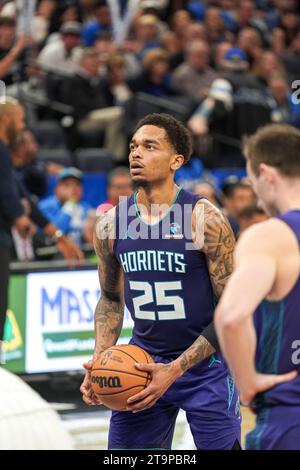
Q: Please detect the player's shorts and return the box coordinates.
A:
[246,405,300,450]
[108,353,241,450]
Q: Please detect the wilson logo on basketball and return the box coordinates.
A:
[92,376,122,388]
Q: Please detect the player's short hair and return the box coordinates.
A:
[244,124,300,177]
[134,113,193,164]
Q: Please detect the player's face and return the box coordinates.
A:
[129,125,180,187]
[247,162,278,216]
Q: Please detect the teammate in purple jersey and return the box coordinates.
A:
[81,113,241,449]
[215,124,300,450]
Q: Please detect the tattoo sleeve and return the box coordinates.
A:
[177,336,216,374]
[201,199,235,300]
[174,200,236,374]
[93,210,124,358]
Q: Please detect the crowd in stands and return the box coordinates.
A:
[1,0,300,262]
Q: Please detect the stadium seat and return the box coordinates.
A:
[30,120,67,149]
[37,148,73,166]
[75,148,114,172]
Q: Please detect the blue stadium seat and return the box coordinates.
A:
[75,148,114,172]
[31,121,67,149]
[37,148,73,166]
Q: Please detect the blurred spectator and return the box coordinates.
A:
[188,47,271,167]
[276,7,299,47]
[172,39,217,101]
[236,204,268,235]
[48,1,82,36]
[213,40,232,71]
[237,26,263,66]
[230,0,269,45]
[184,21,207,43]
[192,180,221,207]
[97,166,132,213]
[128,48,175,97]
[139,0,169,38]
[0,98,32,360]
[252,49,285,86]
[62,47,126,161]
[94,32,141,78]
[105,53,132,104]
[94,30,116,64]
[222,180,256,237]
[268,73,300,128]
[161,29,183,70]
[282,30,300,84]
[11,129,63,198]
[38,167,91,247]
[127,13,161,61]
[79,0,98,24]
[81,0,112,47]
[265,0,298,31]
[204,6,233,45]
[0,99,82,362]
[0,16,29,85]
[38,21,83,76]
[31,0,57,44]
[170,21,207,69]
[170,9,192,43]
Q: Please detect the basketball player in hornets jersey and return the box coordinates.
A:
[81,113,241,450]
[215,124,300,450]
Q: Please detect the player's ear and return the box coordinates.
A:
[170,154,185,171]
[259,163,277,185]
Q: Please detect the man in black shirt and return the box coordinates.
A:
[0,98,83,363]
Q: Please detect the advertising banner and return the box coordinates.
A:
[5,269,133,374]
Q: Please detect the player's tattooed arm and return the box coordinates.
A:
[93,209,124,359]
[175,335,215,375]
[170,199,236,375]
[194,199,236,300]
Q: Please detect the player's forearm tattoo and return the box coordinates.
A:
[93,213,124,356]
[202,200,235,299]
[178,336,215,373]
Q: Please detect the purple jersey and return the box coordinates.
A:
[114,188,215,357]
[253,210,300,410]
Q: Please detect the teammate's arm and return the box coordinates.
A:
[215,221,297,405]
[80,209,124,405]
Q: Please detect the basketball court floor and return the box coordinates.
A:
[59,406,255,450]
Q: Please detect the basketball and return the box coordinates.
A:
[91,345,153,411]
